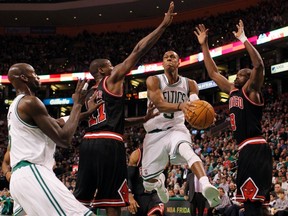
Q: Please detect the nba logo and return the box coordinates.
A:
[143,168,148,176]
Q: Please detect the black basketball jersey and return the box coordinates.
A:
[86,76,125,134]
[229,88,263,145]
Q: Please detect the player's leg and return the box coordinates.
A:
[74,138,98,207]
[10,164,94,216]
[106,207,121,216]
[12,199,26,216]
[171,126,220,207]
[142,132,169,203]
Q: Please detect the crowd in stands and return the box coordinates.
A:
[0,0,287,80]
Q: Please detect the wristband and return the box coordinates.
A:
[189,93,199,102]
[238,32,247,43]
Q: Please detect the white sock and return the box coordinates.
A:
[199,176,210,188]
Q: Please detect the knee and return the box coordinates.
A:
[143,178,158,191]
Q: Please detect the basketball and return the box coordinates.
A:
[184,100,215,130]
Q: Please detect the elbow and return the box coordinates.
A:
[55,135,71,148]
[253,59,264,70]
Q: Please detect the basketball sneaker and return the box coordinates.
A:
[202,184,221,207]
[155,173,169,203]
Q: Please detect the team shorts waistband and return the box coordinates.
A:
[238,137,267,151]
[84,131,123,141]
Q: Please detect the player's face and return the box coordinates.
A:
[162,51,180,72]
[25,65,41,91]
[234,69,250,88]
[101,60,114,76]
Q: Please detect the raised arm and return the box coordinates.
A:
[107,1,176,94]
[19,79,88,148]
[233,20,264,93]
[195,24,233,94]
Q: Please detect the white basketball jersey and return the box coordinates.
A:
[7,94,55,169]
[144,74,190,132]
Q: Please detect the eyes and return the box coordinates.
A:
[164,55,177,59]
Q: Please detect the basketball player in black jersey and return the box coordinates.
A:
[73,2,176,216]
[195,20,272,216]
[127,147,164,216]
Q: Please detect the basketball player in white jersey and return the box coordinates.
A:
[7,63,97,216]
[142,50,220,208]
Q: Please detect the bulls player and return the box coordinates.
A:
[73,2,176,216]
[127,147,164,216]
[195,20,272,216]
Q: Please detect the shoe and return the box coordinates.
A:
[202,184,220,207]
[155,173,169,203]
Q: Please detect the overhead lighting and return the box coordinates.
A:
[73,16,77,20]
[46,17,49,21]
[99,13,102,17]
[129,10,133,13]
[14,17,18,21]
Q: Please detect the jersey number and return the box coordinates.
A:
[230,113,236,131]
[88,104,107,126]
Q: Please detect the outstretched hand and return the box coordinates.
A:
[233,19,245,39]
[72,78,89,105]
[162,1,177,27]
[194,24,209,45]
[87,91,105,114]
[144,102,160,122]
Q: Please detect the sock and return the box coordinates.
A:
[199,176,210,188]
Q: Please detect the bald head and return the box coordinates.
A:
[89,59,109,77]
[8,63,40,94]
[8,63,34,83]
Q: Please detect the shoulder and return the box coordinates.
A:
[128,149,140,166]
[146,75,160,87]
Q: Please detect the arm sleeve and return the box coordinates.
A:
[127,166,138,193]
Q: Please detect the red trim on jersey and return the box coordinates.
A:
[242,88,264,106]
[238,137,266,151]
[103,76,123,97]
[90,199,127,207]
[147,203,164,216]
[84,131,123,141]
[230,88,239,94]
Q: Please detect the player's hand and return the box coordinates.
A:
[128,194,140,214]
[194,24,209,45]
[161,1,177,27]
[87,91,105,114]
[144,102,160,122]
[72,78,89,105]
[233,19,245,39]
[179,101,196,112]
[5,171,11,182]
